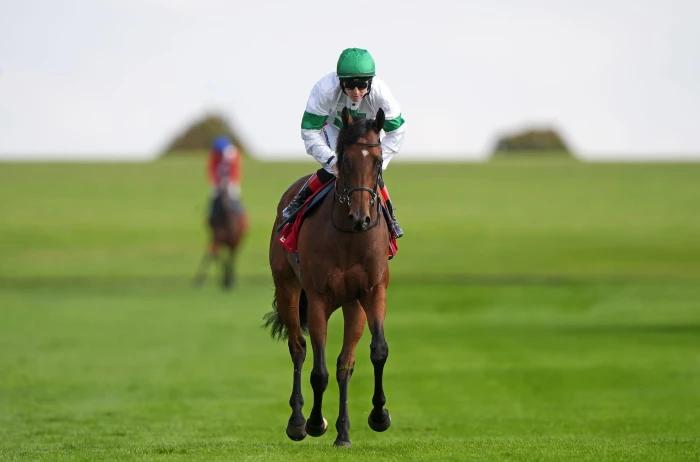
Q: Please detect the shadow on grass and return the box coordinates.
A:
[1,273,696,291]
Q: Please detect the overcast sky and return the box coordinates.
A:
[1,0,699,161]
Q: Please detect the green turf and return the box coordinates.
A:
[1,156,699,461]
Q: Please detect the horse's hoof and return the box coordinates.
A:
[368,408,391,432]
[286,420,307,441]
[305,417,328,437]
[333,438,351,448]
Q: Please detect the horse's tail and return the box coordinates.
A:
[263,289,308,340]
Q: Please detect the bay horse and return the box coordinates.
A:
[193,190,246,289]
[266,107,392,447]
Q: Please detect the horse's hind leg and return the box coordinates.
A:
[361,285,392,432]
[305,296,330,438]
[333,302,366,447]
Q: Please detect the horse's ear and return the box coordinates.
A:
[374,108,385,132]
[342,107,353,127]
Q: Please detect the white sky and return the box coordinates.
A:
[1,0,699,161]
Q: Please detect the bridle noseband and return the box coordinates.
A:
[335,141,382,208]
[337,185,377,207]
[333,140,382,233]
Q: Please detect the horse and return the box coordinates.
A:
[266,107,392,447]
[193,189,246,289]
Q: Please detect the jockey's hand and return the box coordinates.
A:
[326,157,339,176]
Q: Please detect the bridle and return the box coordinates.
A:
[333,140,383,233]
[335,140,381,207]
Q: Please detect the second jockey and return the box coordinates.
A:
[208,135,243,221]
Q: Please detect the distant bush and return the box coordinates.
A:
[492,128,572,156]
[161,113,249,156]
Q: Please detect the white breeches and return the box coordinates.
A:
[211,183,241,201]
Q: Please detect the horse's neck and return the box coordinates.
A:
[323,190,388,285]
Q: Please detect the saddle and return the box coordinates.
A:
[279,180,398,258]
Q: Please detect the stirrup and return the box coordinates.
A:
[278,204,300,231]
[283,183,310,219]
[281,199,303,223]
[279,182,311,230]
[391,219,404,239]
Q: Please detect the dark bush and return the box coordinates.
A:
[161,113,249,156]
[492,128,572,156]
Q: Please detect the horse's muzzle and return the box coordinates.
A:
[350,213,372,231]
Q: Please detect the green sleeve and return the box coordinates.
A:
[301,111,328,130]
[384,114,405,132]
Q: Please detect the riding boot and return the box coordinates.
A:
[281,181,312,223]
[280,171,329,225]
[385,199,404,238]
[378,183,404,238]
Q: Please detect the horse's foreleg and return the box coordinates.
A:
[333,302,366,447]
[222,247,235,289]
[362,286,392,432]
[192,246,217,287]
[305,299,329,437]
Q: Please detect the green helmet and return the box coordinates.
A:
[336,48,376,78]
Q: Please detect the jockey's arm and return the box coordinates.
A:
[228,146,242,184]
[372,78,406,171]
[381,117,405,170]
[301,122,337,172]
[207,153,218,185]
[301,74,340,174]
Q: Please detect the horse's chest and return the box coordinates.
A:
[312,265,376,303]
[329,266,362,290]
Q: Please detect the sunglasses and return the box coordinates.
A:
[342,78,370,90]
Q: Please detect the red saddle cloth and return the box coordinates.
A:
[278,181,398,258]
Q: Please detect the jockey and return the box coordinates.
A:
[281,47,405,238]
[208,135,242,217]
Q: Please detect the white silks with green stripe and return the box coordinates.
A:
[301,72,405,174]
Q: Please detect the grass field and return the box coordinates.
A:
[1,156,699,461]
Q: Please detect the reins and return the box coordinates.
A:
[332,140,383,233]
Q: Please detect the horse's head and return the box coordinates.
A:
[336,107,385,231]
